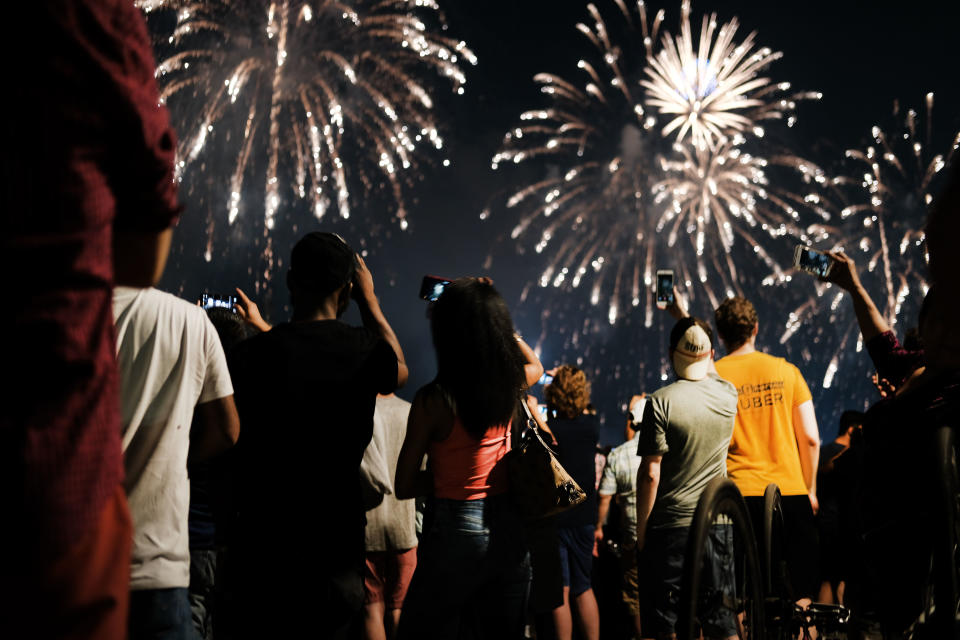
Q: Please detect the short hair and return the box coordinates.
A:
[838,410,866,436]
[287,232,356,301]
[545,365,591,420]
[715,297,758,350]
[669,316,714,351]
[205,307,249,355]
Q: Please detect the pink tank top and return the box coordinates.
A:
[429,417,511,500]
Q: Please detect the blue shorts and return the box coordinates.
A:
[637,525,737,638]
[557,524,595,596]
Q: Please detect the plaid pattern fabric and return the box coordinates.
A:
[5,0,180,552]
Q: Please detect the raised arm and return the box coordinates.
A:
[825,251,890,343]
[516,335,545,388]
[353,255,408,389]
[234,287,272,333]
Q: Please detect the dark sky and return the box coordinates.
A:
[159,0,960,444]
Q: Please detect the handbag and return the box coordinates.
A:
[507,398,587,520]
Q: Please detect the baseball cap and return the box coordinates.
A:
[288,232,356,298]
[670,318,713,381]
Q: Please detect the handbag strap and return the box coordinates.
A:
[517,395,559,456]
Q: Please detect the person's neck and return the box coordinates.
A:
[291,299,340,323]
[727,339,756,357]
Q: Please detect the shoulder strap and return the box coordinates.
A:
[517,395,559,455]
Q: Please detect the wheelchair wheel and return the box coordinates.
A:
[930,424,960,638]
[678,477,765,640]
[762,483,792,599]
[762,483,797,639]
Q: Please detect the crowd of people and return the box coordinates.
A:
[6,2,960,640]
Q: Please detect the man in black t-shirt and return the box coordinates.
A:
[228,232,407,638]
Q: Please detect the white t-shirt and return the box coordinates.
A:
[113,287,234,590]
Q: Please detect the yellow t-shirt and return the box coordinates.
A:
[714,351,813,497]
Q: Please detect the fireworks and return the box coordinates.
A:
[642,2,811,152]
[811,94,959,388]
[490,0,824,328]
[138,0,474,260]
[654,135,832,310]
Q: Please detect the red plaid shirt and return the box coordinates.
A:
[3,0,180,553]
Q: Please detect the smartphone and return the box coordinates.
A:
[419,275,452,302]
[793,245,834,278]
[538,373,554,386]
[201,293,238,313]
[656,269,674,309]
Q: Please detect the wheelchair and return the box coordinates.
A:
[676,425,959,640]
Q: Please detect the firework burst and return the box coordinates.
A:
[138,0,474,263]
[489,0,823,329]
[801,94,959,389]
[654,134,833,310]
[642,1,812,152]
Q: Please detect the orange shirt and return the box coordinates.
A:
[714,351,813,496]
[429,417,511,500]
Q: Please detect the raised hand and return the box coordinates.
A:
[234,287,272,332]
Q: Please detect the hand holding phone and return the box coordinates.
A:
[419,275,452,301]
[234,287,272,332]
[820,250,862,293]
[793,245,835,278]
[656,270,675,310]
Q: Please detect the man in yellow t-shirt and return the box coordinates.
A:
[714,296,821,602]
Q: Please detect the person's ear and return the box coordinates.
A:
[752,322,759,337]
[338,283,352,310]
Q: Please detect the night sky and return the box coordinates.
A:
[158,0,960,444]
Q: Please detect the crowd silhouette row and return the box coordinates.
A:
[6,3,960,640]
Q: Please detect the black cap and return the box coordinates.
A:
[288,232,356,298]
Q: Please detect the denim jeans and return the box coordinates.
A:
[637,524,737,639]
[397,496,531,639]
[129,588,200,640]
[187,549,217,640]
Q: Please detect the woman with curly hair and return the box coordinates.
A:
[393,278,543,639]
[544,365,600,640]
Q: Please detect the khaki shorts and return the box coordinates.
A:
[364,547,418,609]
[621,542,640,616]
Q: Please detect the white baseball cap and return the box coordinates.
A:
[671,322,713,381]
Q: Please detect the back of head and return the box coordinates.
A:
[715,297,758,351]
[205,307,249,355]
[287,232,356,310]
[430,279,526,438]
[669,316,715,381]
[838,410,866,437]
[545,365,591,420]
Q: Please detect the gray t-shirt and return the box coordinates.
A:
[363,395,418,552]
[637,373,738,530]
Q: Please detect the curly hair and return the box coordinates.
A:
[715,297,758,351]
[545,365,591,420]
